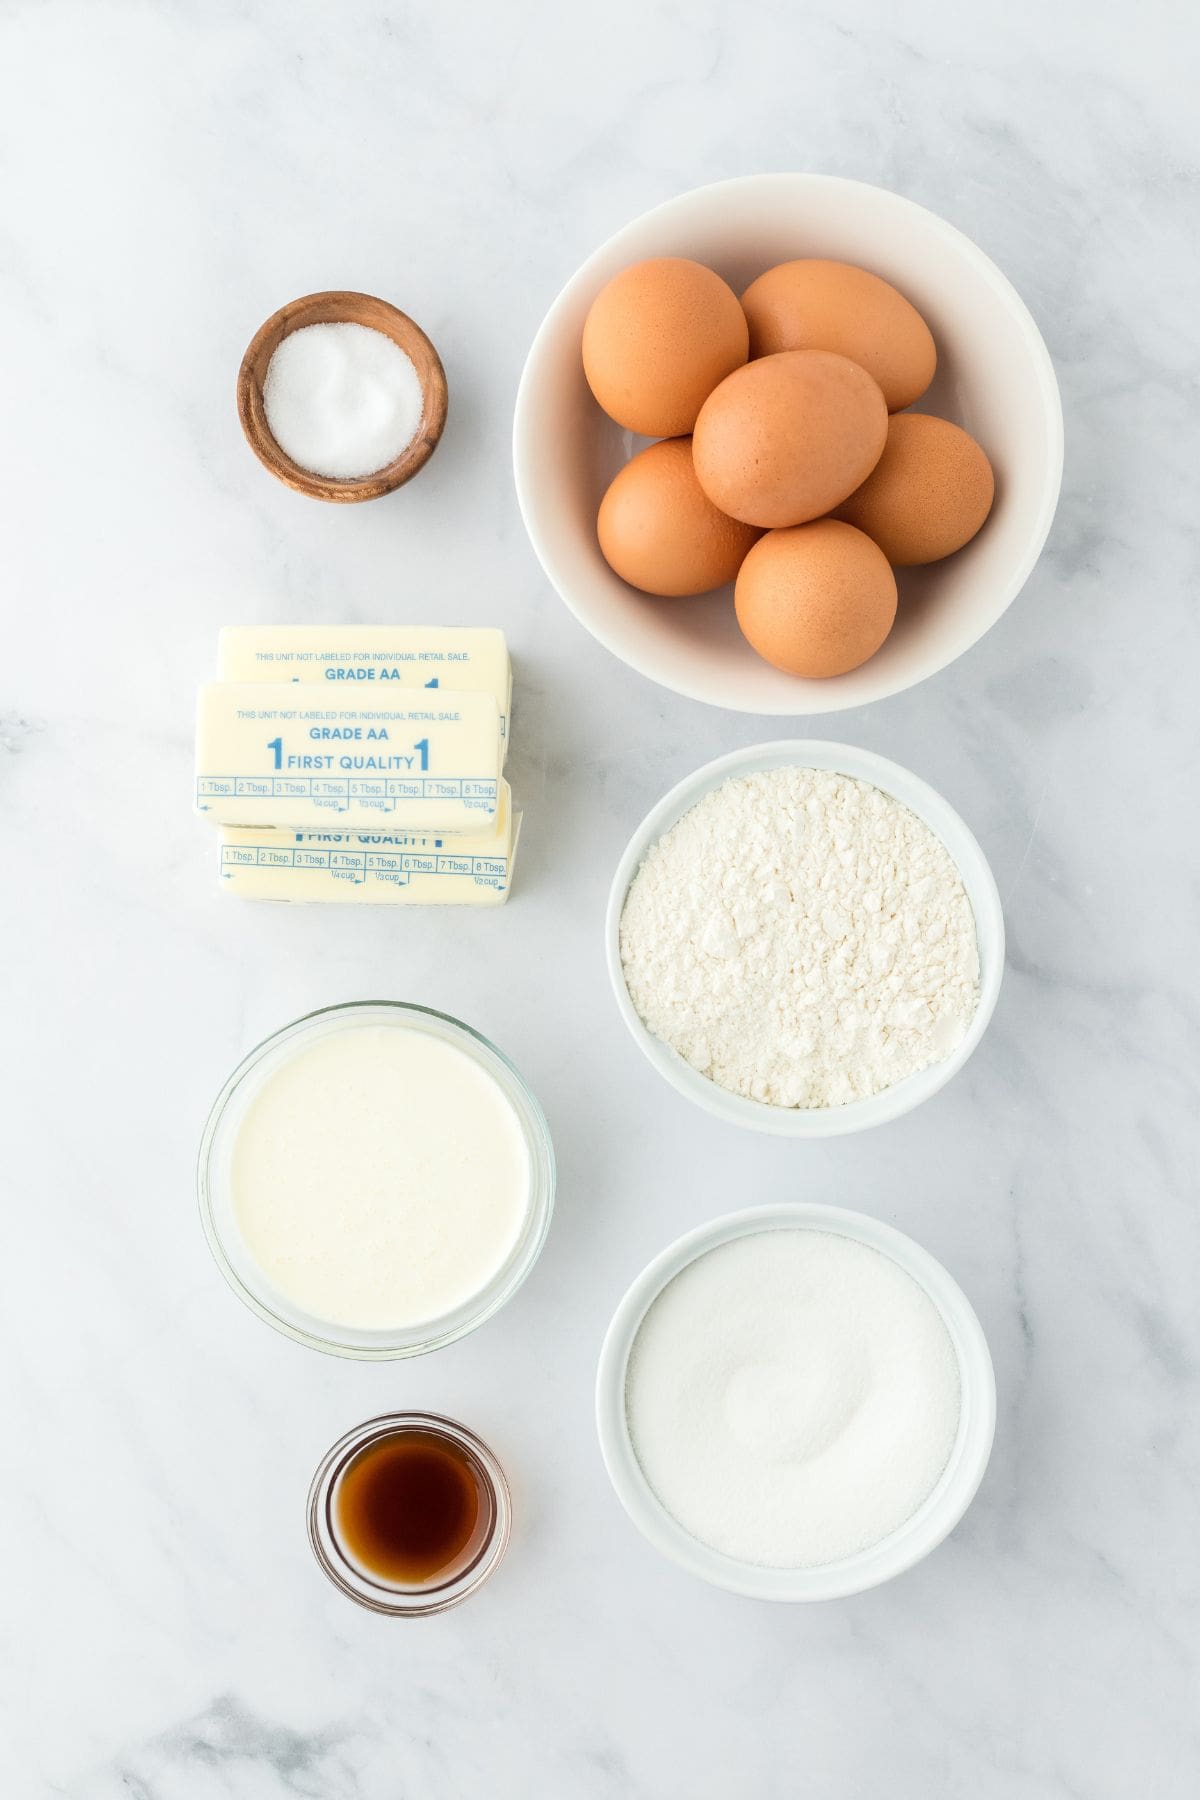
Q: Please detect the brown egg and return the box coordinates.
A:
[693,350,887,529]
[740,260,936,412]
[834,413,995,565]
[734,520,897,678]
[582,258,749,437]
[597,438,762,596]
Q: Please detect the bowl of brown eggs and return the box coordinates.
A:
[513,174,1063,714]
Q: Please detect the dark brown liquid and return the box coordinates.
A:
[332,1429,492,1589]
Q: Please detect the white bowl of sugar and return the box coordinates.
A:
[606,740,1005,1138]
[596,1204,996,1601]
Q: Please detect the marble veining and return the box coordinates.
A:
[3,2,1198,1796]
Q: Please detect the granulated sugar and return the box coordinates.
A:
[625,1229,961,1568]
[619,767,980,1109]
[263,321,424,479]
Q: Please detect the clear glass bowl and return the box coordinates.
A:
[197,1000,555,1358]
[308,1412,511,1615]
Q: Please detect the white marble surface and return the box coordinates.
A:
[3,3,1197,1794]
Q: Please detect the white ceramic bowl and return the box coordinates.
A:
[596,1203,996,1601]
[606,741,1004,1137]
[514,173,1063,714]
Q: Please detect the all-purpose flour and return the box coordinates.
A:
[625,1230,962,1568]
[619,767,980,1108]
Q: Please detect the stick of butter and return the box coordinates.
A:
[217,626,512,751]
[195,683,502,833]
[219,785,521,906]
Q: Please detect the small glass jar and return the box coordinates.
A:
[197,1000,555,1358]
[308,1413,511,1615]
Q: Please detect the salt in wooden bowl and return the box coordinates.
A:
[237,290,448,503]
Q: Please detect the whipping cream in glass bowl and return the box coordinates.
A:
[198,1001,555,1358]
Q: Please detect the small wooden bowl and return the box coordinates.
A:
[237,291,448,503]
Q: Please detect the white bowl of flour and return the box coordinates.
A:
[596,1204,996,1600]
[607,741,1004,1137]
